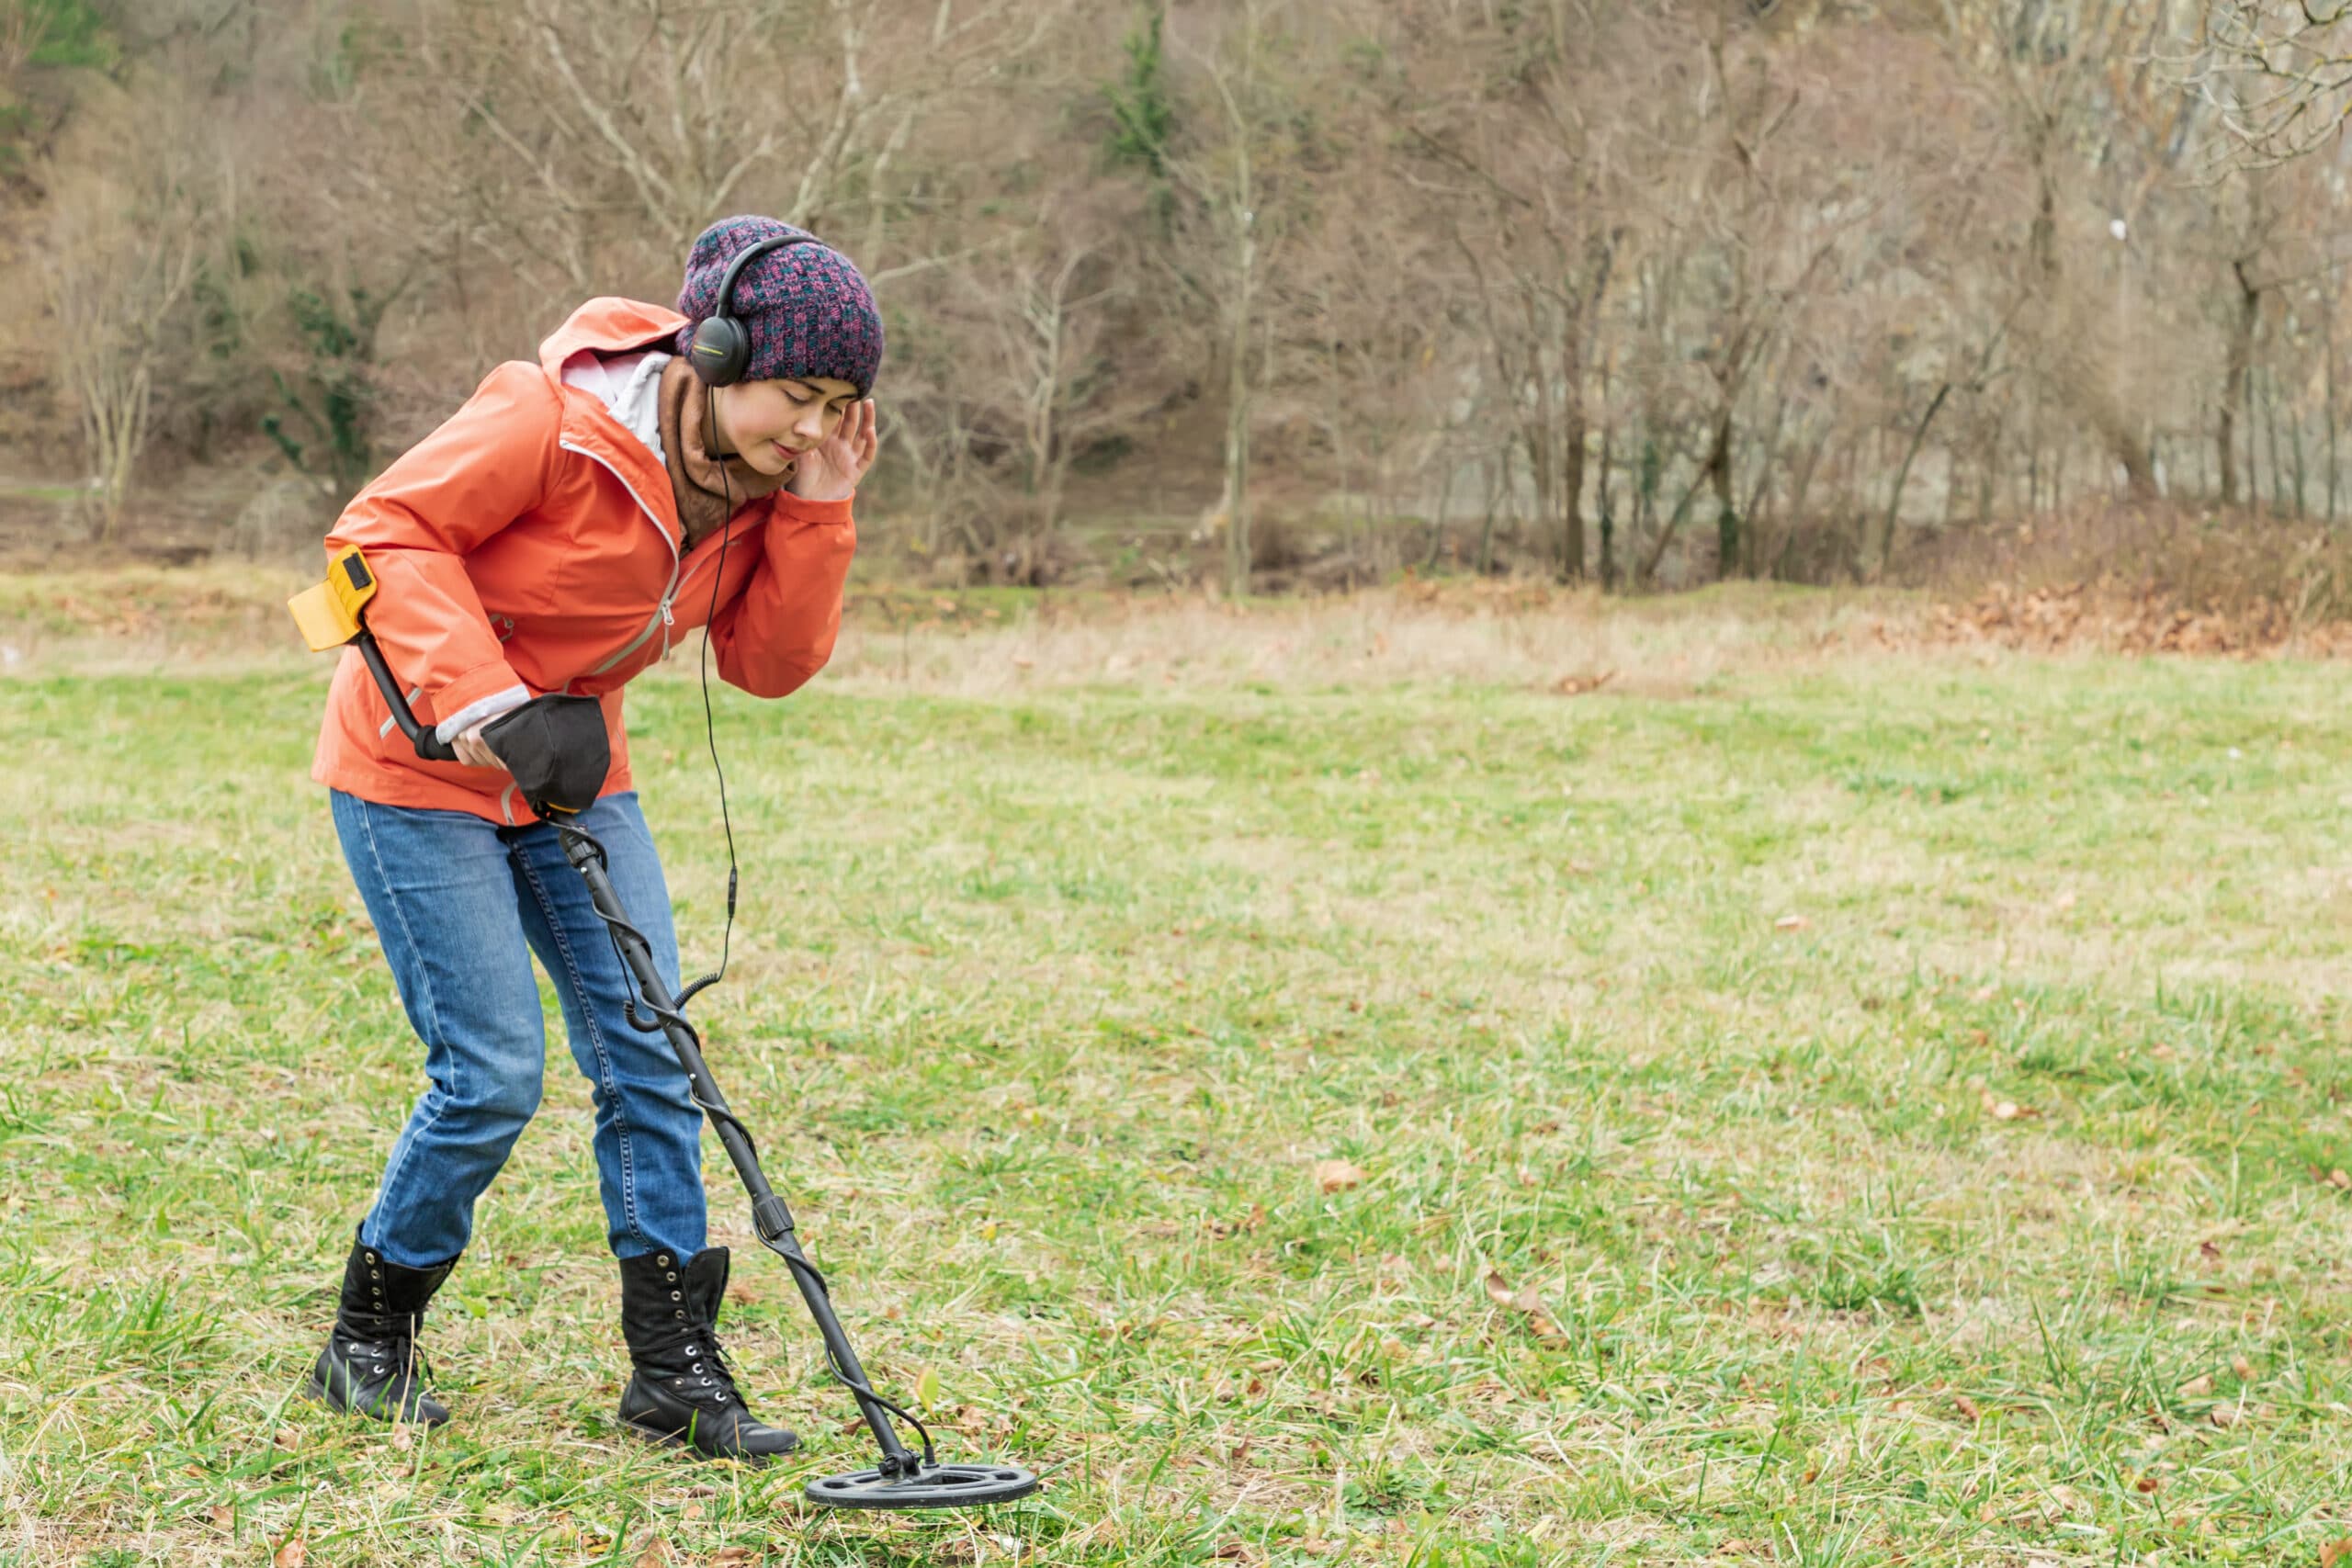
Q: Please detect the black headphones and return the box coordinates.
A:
[685,233,820,388]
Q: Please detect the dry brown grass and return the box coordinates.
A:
[827,580,1910,697]
[0,565,1927,692]
[9,552,2352,700]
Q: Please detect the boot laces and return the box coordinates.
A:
[338,1309,430,1387]
[644,1322,743,1409]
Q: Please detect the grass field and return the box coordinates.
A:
[7,585,2352,1565]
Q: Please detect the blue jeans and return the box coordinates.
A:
[332,789,707,1268]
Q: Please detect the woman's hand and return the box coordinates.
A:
[786,398,878,502]
[454,716,508,771]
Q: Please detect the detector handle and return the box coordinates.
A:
[354,627,462,764]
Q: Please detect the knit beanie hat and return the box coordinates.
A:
[673,216,885,393]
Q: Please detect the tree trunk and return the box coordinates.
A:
[1596,355,1618,592]
[2328,282,2340,522]
[1222,214,1256,597]
[1559,389,1587,582]
[1557,295,1592,582]
[1477,447,1505,576]
[2222,257,2258,507]
[2292,396,2309,520]
[1879,382,1951,576]
[2261,367,2288,516]
[1638,468,1708,589]
[1706,407,1736,581]
[1779,435,1827,581]
[1424,458,1458,571]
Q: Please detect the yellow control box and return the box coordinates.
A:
[288,544,378,651]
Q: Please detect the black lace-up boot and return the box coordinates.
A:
[304,1232,458,1426]
[616,1247,798,1461]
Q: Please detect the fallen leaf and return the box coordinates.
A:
[1954,1394,1982,1422]
[2199,1239,2223,1263]
[1313,1159,1365,1194]
[711,1550,759,1567]
[2320,1539,2352,1568]
[1980,1091,2038,1121]
[1012,655,1035,671]
[2135,1474,2159,1494]
[915,1367,942,1409]
[273,1538,307,1568]
[1525,1310,1570,1348]
[1482,1269,1570,1348]
[274,1427,300,1450]
[2179,1374,2213,1398]
[207,1504,232,1531]
[635,1540,676,1568]
[1773,914,1810,932]
[2233,1354,2254,1381]
[2209,1404,2239,1429]
[2330,1168,2351,1191]
[1212,1541,1254,1562]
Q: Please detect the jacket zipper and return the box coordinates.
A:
[560,438,680,683]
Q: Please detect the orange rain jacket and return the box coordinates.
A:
[311,298,856,825]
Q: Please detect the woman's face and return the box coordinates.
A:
[713,376,861,476]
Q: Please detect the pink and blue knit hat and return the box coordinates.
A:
[673,216,885,394]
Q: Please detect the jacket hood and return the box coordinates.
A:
[537,297,687,375]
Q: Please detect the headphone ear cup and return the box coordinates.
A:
[688,316,749,387]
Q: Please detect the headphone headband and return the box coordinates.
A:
[715,232,816,323]
[688,231,822,388]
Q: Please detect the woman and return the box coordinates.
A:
[303,215,881,1461]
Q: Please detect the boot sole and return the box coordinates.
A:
[619,1413,797,1463]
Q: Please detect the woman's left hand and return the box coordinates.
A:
[787,398,878,502]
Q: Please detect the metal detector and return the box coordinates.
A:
[290,547,1041,1510]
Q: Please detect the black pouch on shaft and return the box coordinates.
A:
[482,694,610,818]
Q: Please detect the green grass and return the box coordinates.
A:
[7,644,2352,1564]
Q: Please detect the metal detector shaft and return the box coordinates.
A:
[324,599,1038,1506]
[554,828,918,1472]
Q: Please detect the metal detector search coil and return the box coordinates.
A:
[288,547,1046,1511]
[807,1461,1042,1509]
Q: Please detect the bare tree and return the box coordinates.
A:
[2207,1,2352,164]
[36,81,202,537]
[1156,0,1327,596]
